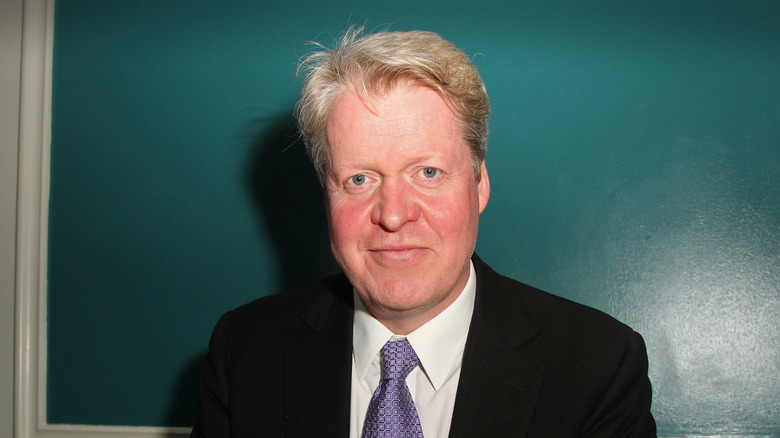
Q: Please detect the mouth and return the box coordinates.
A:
[368,246,428,263]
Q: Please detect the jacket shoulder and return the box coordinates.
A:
[210,272,352,346]
[473,256,640,344]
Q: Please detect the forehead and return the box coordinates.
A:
[326,85,460,149]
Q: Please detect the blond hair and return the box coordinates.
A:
[296,27,490,184]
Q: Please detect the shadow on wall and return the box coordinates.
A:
[165,354,204,429]
[244,110,340,292]
[163,110,340,429]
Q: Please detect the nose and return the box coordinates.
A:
[370,179,421,231]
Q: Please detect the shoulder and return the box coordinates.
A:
[473,255,642,351]
[209,272,352,347]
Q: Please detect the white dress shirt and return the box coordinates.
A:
[349,261,477,438]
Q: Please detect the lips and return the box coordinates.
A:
[368,246,428,263]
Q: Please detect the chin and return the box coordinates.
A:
[374,282,444,311]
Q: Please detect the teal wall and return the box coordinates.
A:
[48,0,779,435]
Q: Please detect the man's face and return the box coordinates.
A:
[324,84,490,333]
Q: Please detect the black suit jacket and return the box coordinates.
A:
[191,255,656,437]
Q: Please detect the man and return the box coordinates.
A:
[191,28,656,437]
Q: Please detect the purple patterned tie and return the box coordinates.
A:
[362,339,425,438]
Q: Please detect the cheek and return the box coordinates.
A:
[443,211,476,237]
[328,198,371,247]
[421,193,478,238]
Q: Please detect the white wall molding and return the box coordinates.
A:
[23,425,190,438]
[1,0,24,436]
[14,1,190,436]
[15,0,52,436]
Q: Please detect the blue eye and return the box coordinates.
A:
[350,174,366,185]
[421,167,438,178]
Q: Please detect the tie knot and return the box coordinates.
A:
[381,339,420,381]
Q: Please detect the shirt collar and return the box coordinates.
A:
[352,260,477,390]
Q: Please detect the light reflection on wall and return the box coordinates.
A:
[605,135,780,434]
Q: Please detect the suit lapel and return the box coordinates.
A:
[448,256,545,438]
[282,276,354,437]
[277,258,544,437]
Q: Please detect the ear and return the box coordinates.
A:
[477,160,490,214]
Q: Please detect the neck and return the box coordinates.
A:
[368,292,463,336]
